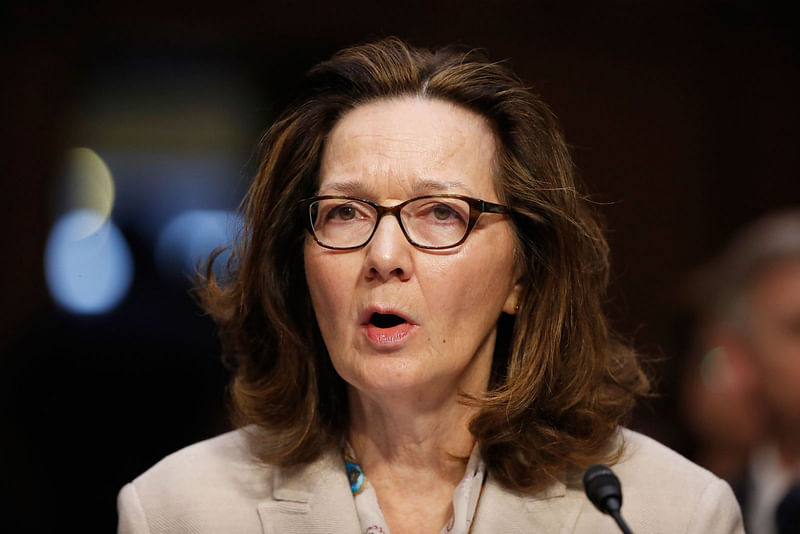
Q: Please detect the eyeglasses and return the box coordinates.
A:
[300,194,509,250]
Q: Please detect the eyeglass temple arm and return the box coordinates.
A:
[479,200,509,213]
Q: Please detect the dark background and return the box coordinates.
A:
[2,2,799,532]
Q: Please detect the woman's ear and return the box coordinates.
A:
[502,281,523,315]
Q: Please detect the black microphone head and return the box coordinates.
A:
[583,464,623,515]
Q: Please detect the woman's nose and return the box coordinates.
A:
[363,215,414,282]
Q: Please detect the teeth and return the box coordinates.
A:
[370,313,405,328]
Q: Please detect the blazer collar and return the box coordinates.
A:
[257,446,361,534]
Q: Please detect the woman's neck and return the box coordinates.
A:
[348,389,477,478]
[347,389,480,534]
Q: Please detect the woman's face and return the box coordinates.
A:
[304,97,520,405]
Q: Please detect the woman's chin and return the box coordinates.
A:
[345,361,447,401]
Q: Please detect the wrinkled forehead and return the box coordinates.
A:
[317,96,502,201]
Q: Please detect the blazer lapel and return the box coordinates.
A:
[257,447,361,534]
[471,475,585,534]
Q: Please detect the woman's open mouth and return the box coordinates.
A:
[363,311,415,347]
[369,312,406,328]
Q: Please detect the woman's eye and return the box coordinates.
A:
[337,206,356,220]
[328,205,358,221]
[425,203,467,223]
[433,205,453,220]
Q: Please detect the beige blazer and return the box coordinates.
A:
[118,428,744,533]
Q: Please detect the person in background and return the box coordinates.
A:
[681,209,800,534]
[117,38,743,533]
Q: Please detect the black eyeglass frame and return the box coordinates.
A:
[300,194,510,250]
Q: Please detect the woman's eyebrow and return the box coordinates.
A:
[317,181,374,196]
[410,179,473,196]
[318,179,474,197]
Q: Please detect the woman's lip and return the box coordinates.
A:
[363,322,417,347]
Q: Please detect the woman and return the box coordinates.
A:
[118,38,743,533]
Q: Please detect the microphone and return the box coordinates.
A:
[582,464,634,534]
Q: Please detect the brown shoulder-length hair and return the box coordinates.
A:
[198,37,649,493]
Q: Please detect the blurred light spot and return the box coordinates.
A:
[45,210,134,314]
[57,147,116,238]
[155,210,242,282]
